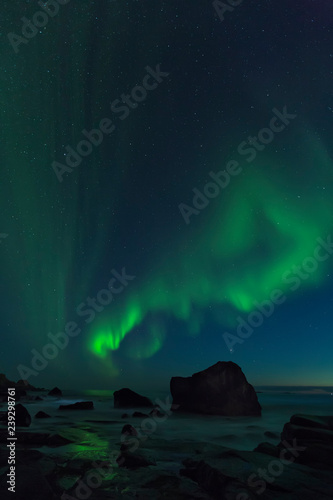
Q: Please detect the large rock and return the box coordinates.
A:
[170,361,261,416]
[113,388,153,408]
[279,414,333,470]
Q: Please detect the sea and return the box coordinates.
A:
[22,386,333,455]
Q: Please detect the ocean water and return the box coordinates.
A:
[21,386,333,454]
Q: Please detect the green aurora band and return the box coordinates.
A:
[2,4,333,377]
[89,132,333,363]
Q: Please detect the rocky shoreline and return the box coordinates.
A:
[1,367,332,499]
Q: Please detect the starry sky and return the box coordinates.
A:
[1,0,333,390]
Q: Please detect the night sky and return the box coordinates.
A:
[1,0,333,390]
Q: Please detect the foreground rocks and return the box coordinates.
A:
[278,413,333,470]
[118,424,156,469]
[1,407,332,499]
[170,361,261,416]
[182,413,333,499]
[181,448,333,499]
[113,388,153,408]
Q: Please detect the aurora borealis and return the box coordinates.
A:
[1,0,333,389]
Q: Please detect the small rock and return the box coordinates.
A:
[48,387,62,397]
[121,424,137,436]
[35,411,51,419]
[58,401,94,410]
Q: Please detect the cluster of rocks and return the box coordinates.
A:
[0,374,43,402]
[181,414,333,499]
[0,364,332,498]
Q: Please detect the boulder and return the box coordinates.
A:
[58,401,94,410]
[113,388,153,408]
[279,414,333,470]
[290,414,333,430]
[48,387,62,397]
[121,424,137,437]
[170,361,261,416]
[15,403,32,427]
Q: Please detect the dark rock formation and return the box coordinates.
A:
[58,401,94,410]
[15,403,32,427]
[170,361,261,416]
[117,423,155,469]
[279,414,333,469]
[48,387,62,397]
[35,411,51,419]
[181,437,333,499]
[121,424,137,437]
[0,374,41,392]
[113,388,153,408]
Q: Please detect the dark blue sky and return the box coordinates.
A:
[1,0,333,390]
